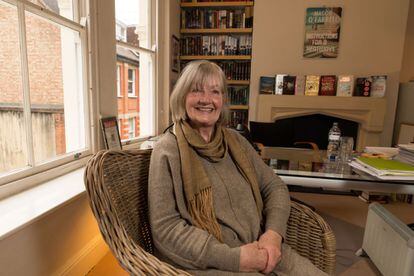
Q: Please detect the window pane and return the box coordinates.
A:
[117,47,154,140]
[128,117,135,139]
[27,0,75,21]
[115,0,153,49]
[0,2,29,175]
[25,11,86,164]
[116,65,121,97]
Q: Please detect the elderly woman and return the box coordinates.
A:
[148,60,327,275]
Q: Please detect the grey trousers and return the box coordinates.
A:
[188,244,329,276]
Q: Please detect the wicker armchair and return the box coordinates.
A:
[84,149,336,275]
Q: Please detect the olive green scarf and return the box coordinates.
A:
[174,120,263,242]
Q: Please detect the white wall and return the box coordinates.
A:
[250,0,410,146]
[0,195,106,276]
[158,0,180,133]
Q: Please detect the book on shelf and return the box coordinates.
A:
[228,109,248,128]
[181,8,251,30]
[228,86,249,105]
[336,75,354,97]
[358,191,390,204]
[371,75,387,98]
[244,6,254,28]
[319,75,337,96]
[282,75,296,95]
[354,77,372,97]
[275,74,287,95]
[182,60,251,80]
[180,34,251,56]
[304,75,320,96]
[259,76,275,94]
[295,75,305,95]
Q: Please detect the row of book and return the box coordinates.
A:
[182,0,252,2]
[181,60,251,80]
[180,35,252,56]
[227,110,248,128]
[181,8,253,29]
[358,191,413,204]
[218,61,250,80]
[228,86,249,105]
[259,74,387,97]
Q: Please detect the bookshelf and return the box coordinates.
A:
[181,28,253,34]
[180,55,251,60]
[181,1,254,8]
[180,0,254,128]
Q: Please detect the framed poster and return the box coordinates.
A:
[303,7,342,58]
[101,117,122,150]
[171,35,180,73]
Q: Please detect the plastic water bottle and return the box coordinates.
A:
[327,122,341,161]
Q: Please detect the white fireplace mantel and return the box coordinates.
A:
[256,95,387,151]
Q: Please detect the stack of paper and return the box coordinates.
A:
[363,147,398,159]
[395,144,414,165]
[350,156,414,180]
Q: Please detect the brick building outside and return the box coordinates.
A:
[116,22,141,140]
[0,0,66,172]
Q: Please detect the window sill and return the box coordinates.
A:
[0,167,86,241]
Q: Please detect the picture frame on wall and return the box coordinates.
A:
[303,7,342,58]
[171,35,180,73]
[397,123,414,144]
[100,117,122,150]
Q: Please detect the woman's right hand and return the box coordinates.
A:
[239,241,268,272]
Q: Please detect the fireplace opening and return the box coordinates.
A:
[250,114,359,150]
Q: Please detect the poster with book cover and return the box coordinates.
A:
[282,76,296,95]
[259,76,275,94]
[295,75,306,95]
[371,75,387,97]
[354,77,372,97]
[303,7,342,58]
[336,75,354,97]
[304,75,320,96]
[319,75,337,96]
[275,74,287,95]
[101,117,122,150]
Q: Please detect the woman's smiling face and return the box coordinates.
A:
[185,77,224,131]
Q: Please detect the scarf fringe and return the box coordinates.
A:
[188,188,223,242]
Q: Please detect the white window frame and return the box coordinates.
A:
[127,67,137,97]
[0,0,91,187]
[117,64,122,97]
[115,0,157,143]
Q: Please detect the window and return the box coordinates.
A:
[127,68,136,97]
[127,117,135,139]
[115,0,156,140]
[117,65,122,97]
[0,0,89,185]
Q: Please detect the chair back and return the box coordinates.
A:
[287,201,336,275]
[84,149,190,275]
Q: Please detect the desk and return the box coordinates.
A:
[261,147,414,194]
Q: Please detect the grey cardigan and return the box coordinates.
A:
[148,130,290,273]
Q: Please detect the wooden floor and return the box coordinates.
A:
[87,192,414,276]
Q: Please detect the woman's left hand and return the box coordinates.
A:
[257,229,283,274]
